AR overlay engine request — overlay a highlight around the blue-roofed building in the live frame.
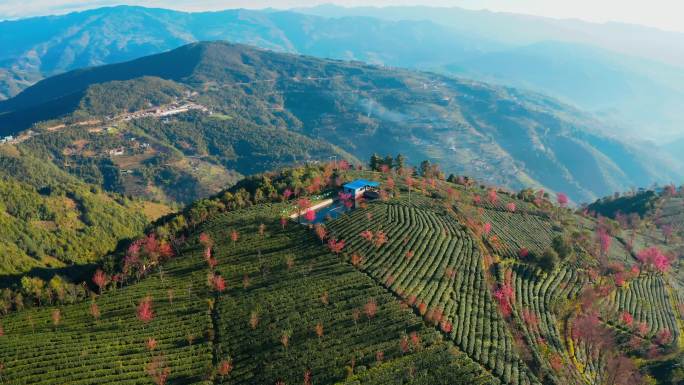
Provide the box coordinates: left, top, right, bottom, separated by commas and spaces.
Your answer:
343, 179, 381, 199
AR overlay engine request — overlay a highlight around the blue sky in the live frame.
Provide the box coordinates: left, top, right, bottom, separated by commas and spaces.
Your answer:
1, 0, 683, 33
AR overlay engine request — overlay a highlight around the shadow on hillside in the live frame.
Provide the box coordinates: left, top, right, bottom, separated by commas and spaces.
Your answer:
0, 237, 137, 289
170, 375, 205, 384
0, 263, 97, 289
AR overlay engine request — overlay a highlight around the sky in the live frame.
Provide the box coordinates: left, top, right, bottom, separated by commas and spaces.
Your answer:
1, 0, 683, 33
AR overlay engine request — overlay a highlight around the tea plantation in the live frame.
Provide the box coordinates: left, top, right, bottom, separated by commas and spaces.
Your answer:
0, 168, 682, 385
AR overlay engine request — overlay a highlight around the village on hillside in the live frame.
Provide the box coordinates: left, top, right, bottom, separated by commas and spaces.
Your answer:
0, 100, 211, 147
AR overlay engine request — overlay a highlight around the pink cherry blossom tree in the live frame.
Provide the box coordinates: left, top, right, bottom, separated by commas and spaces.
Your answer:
327, 238, 345, 255
137, 296, 155, 324
305, 209, 316, 223
483, 222, 492, 236
637, 246, 671, 273
556, 192, 569, 208
92, 269, 109, 295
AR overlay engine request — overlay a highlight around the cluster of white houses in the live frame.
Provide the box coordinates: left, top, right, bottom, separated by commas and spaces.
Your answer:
121, 103, 210, 122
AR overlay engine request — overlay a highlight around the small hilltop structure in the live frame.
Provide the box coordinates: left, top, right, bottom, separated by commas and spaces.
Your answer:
342, 179, 381, 200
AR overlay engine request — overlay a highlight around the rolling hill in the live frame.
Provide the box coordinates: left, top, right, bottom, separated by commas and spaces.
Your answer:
1, 164, 681, 384
2, 5, 684, 140
0, 41, 679, 204
298, 4, 684, 68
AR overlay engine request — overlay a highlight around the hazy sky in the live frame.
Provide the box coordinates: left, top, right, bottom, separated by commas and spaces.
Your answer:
2, 0, 683, 33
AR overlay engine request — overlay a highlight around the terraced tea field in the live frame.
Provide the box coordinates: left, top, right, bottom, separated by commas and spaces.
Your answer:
608, 274, 679, 339
502, 264, 585, 383
329, 199, 538, 385
0, 242, 214, 384
0, 202, 497, 385
479, 209, 556, 258
1, 169, 681, 385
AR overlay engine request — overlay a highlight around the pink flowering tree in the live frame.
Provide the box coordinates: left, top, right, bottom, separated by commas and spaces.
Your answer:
327, 238, 345, 255
386, 177, 395, 193
374, 231, 388, 248
297, 198, 311, 224
556, 192, 569, 208
90, 302, 101, 321
314, 224, 327, 244
493, 282, 515, 318
637, 246, 671, 273
211, 274, 226, 293
656, 329, 673, 346
488, 189, 498, 205
305, 209, 316, 223
360, 230, 374, 242
483, 222, 492, 237
137, 296, 155, 325
92, 269, 109, 295
596, 227, 612, 260
339, 191, 354, 209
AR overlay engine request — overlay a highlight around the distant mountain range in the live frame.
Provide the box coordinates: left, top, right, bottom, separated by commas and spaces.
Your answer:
0, 6, 501, 99
298, 5, 684, 64
1, 41, 680, 204
665, 137, 684, 164
1, 5, 684, 142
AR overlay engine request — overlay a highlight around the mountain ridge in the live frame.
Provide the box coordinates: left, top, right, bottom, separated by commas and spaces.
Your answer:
297, 4, 684, 67
1, 6, 684, 140
1, 41, 679, 204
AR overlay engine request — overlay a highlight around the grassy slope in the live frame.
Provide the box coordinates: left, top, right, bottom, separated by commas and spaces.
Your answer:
0, 233, 214, 384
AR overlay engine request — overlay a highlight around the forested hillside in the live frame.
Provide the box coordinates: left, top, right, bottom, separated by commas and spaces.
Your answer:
1, 42, 678, 203
587, 186, 684, 257
0, 144, 164, 275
